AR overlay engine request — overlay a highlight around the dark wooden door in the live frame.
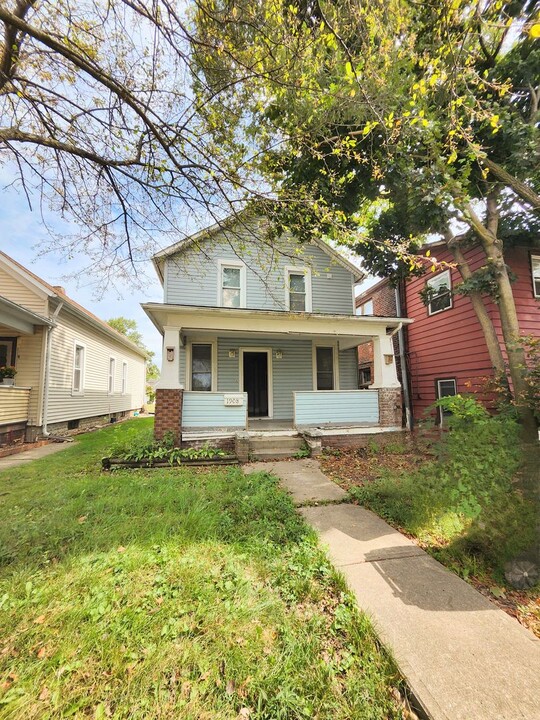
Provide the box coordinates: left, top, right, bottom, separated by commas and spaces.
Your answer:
243, 352, 269, 417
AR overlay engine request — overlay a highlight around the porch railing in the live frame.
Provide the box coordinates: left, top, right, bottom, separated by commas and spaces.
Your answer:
182, 391, 248, 429
0, 386, 31, 425
293, 390, 379, 427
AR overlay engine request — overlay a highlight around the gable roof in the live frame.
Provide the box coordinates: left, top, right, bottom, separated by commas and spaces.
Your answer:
0, 252, 147, 357
151, 215, 366, 284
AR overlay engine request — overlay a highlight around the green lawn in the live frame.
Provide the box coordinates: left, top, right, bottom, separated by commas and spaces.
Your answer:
0, 419, 405, 719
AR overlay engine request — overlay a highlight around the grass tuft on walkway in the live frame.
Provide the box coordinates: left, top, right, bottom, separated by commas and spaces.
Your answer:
0, 419, 405, 719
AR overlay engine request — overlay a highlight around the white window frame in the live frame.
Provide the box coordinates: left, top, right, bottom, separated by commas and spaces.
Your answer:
217, 259, 246, 309
239, 346, 274, 418
427, 269, 452, 316
186, 338, 217, 392
436, 378, 457, 425
531, 255, 540, 298
108, 357, 116, 395
285, 266, 312, 312
356, 298, 374, 316
0, 339, 15, 367
312, 342, 339, 391
72, 342, 86, 395
121, 362, 128, 395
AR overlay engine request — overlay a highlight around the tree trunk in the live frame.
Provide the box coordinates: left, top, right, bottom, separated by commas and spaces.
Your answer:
465, 199, 538, 438
448, 241, 506, 375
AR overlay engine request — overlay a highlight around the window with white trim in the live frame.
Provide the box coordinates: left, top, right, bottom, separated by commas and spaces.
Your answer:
286, 268, 312, 312
219, 262, 245, 308
436, 378, 457, 425
356, 299, 374, 316
108, 357, 115, 394
316, 347, 334, 390
121, 362, 128, 395
532, 255, 540, 298
0, 338, 15, 367
191, 343, 212, 391
426, 270, 452, 315
73, 344, 85, 393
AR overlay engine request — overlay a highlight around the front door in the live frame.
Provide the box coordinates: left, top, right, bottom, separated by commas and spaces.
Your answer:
243, 351, 269, 417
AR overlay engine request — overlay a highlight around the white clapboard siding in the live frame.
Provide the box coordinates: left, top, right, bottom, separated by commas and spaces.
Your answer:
0, 386, 30, 424
46, 308, 146, 424
0, 266, 48, 315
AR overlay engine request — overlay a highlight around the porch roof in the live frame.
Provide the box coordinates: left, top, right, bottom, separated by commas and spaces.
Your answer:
0, 296, 54, 335
142, 302, 412, 349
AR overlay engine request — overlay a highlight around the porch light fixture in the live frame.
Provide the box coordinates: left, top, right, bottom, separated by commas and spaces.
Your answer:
166, 346, 175, 362
229, 349, 237, 358
384, 354, 394, 365
275, 350, 283, 359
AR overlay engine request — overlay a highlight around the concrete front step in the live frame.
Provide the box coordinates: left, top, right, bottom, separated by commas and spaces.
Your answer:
249, 436, 304, 449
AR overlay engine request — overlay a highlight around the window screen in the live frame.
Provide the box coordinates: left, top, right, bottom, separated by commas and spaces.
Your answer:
316, 347, 334, 390
289, 273, 306, 311
191, 344, 212, 391
222, 266, 241, 307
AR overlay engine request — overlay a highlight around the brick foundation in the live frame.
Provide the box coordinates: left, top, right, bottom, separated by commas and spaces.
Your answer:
322, 430, 410, 450
378, 387, 403, 427
182, 436, 235, 454
155, 388, 183, 445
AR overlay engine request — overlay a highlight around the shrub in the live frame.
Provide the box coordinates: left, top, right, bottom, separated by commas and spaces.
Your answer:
107, 429, 225, 465
352, 396, 536, 570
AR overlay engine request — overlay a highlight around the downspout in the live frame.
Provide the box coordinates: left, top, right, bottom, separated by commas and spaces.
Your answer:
41, 301, 63, 438
394, 286, 413, 430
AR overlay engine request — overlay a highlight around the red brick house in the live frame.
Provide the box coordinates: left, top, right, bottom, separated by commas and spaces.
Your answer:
356, 244, 540, 426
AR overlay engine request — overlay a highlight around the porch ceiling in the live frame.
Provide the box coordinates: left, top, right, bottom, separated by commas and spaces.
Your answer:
142, 302, 412, 346
0, 296, 53, 335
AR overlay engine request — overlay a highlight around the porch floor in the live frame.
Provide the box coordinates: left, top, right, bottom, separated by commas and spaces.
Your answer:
182, 423, 403, 442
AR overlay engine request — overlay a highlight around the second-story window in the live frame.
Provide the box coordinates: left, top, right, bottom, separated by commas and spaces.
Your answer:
286, 267, 312, 312
219, 261, 246, 308
426, 270, 452, 315
531, 255, 540, 298
356, 299, 374, 316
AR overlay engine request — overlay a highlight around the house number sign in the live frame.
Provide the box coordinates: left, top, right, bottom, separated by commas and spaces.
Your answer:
223, 394, 244, 406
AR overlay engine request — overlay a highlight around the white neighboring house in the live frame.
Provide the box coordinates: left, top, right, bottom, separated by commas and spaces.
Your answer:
0, 251, 147, 445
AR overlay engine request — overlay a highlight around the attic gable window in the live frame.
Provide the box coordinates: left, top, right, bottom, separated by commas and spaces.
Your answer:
285, 267, 312, 312
218, 261, 246, 308
426, 270, 452, 315
532, 255, 540, 298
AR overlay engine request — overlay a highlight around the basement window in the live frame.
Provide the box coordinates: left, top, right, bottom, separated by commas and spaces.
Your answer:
436, 378, 457, 425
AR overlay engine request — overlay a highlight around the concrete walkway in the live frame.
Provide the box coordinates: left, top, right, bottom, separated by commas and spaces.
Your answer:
0, 442, 72, 471
245, 459, 540, 720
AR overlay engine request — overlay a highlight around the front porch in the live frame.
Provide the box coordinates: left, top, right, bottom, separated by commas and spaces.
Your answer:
143, 303, 412, 451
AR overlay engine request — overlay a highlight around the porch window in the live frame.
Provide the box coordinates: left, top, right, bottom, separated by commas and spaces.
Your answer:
219, 261, 246, 308
73, 344, 85, 393
532, 255, 540, 298
316, 346, 334, 390
426, 270, 452, 315
358, 365, 372, 388
191, 343, 212, 391
121, 362, 127, 395
108, 358, 115, 394
436, 378, 457, 425
0, 338, 16, 367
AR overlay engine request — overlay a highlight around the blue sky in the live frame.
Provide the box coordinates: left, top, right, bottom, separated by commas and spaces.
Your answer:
1, 179, 165, 363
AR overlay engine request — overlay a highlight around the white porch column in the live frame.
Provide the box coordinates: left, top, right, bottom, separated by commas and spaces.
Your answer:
156, 326, 183, 390
370, 333, 401, 388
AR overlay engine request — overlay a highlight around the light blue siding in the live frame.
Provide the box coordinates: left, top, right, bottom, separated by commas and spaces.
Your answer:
182, 392, 247, 428
338, 348, 359, 390
217, 337, 313, 420
294, 391, 379, 426
165, 231, 355, 315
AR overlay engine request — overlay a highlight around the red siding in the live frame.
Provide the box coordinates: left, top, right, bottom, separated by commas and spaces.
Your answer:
404, 245, 540, 421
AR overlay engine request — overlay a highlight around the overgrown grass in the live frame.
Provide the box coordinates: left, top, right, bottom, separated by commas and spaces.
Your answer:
349, 398, 538, 579
0, 419, 404, 719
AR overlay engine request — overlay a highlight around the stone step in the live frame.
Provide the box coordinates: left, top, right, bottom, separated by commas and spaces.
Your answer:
251, 450, 306, 461
249, 436, 304, 450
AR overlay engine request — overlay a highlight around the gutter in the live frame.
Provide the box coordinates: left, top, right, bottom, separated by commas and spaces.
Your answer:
41, 301, 64, 438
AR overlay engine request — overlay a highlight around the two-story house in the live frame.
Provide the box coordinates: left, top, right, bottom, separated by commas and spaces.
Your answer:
143, 217, 411, 456
355, 242, 540, 426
